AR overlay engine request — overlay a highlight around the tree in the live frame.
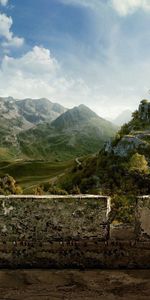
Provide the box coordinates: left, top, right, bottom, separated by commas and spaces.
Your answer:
140, 99, 149, 105
129, 153, 149, 174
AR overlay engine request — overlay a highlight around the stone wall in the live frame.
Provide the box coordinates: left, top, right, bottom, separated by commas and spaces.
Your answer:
0, 195, 110, 242
136, 196, 150, 240
0, 195, 149, 268
110, 196, 150, 241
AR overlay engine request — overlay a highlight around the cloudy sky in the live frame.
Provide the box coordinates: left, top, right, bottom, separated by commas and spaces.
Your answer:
0, 0, 150, 118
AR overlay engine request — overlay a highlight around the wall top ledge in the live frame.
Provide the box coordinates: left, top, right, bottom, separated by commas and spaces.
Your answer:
138, 195, 150, 199
0, 194, 109, 199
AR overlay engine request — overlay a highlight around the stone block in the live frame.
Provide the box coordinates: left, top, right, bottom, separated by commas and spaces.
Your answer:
110, 223, 136, 240
136, 196, 150, 240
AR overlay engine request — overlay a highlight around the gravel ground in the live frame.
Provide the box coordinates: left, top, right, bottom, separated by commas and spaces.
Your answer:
0, 269, 149, 300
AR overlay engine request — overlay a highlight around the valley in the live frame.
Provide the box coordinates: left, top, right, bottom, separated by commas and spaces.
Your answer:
0, 97, 150, 202
0, 159, 73, 194
0, 96, 118, 194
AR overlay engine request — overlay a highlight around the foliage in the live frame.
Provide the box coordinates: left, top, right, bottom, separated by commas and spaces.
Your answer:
47, 186, 68, 195
17, 117, 116, 161
70, 185, 81, 194
0, 174, 22, 195
58, 146, 150, 197
140, 99, 149, 105
115, 101, 150, 143
34, 182, 68, 195
129, 153, 149, 174
111, 194, 136, 223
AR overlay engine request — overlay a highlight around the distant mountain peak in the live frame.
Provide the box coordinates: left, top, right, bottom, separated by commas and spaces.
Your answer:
78, 104, 98, 115
15, 97, 67, 124
0, 96, 67, 156
50, 103, 117, 155
51, 104, 100, 130
113, 109, 132, 126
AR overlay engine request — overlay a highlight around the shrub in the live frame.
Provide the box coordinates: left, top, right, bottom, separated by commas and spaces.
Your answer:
129, 153, 149, 174
0, 174, 22, 195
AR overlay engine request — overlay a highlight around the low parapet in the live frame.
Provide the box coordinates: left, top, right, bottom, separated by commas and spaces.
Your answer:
0, 195, 110, 242
0, 194, 149, 268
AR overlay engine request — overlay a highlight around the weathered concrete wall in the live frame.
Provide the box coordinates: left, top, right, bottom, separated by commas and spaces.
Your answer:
0, 195, 149, 268
110, 196, 150, 242
136, 196, 150, 240
0, 195, 110, 242
110, 224, 136, 240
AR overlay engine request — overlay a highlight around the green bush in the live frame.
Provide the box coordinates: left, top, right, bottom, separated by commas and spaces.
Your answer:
0, 174, 22, 195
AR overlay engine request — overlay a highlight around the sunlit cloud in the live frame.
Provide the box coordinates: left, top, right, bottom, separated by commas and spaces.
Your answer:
112, 0, 150, 16
0, 13, 24, 48
0, 0, 9, 6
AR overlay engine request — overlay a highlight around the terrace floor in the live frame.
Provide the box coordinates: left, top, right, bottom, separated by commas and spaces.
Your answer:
0, 269, 149, 299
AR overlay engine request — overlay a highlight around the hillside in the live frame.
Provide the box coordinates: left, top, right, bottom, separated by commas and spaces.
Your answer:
0, 160, 73, 194
16, 98, 66, 124
57, 100, 150, 197
0, 97, 66, 160
52, 104, 102, 129
17, 104, 117, 161
106, 99, 150, 157
0, 96, 66, 130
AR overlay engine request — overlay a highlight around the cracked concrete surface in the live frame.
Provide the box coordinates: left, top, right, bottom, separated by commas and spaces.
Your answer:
0, 269, 149, 300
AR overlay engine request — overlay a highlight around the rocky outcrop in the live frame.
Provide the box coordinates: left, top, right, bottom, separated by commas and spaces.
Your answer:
105, 100, 150, 157
139, 100, 150, 121
112, 135, 149, 157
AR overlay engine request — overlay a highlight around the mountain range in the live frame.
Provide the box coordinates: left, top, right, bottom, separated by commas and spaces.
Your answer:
0, 97, 117, 161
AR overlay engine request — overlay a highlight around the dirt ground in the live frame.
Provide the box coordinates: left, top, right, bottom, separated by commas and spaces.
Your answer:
0, 269, 149, 300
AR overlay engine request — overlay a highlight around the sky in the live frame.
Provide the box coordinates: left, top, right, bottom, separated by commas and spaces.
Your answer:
0, 0, 150, 118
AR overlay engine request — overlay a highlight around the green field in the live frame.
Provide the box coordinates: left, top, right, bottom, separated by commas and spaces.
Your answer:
0, 159, 73, 194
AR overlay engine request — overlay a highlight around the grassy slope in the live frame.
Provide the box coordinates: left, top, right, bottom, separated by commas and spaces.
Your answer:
17, 117, 117, 161
0, 159, 73, 194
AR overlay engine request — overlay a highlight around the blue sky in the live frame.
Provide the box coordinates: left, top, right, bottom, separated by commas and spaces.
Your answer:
0, 0, 150, 118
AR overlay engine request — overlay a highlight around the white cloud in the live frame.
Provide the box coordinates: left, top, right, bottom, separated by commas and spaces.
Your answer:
0, 0, 8, 6
0, 45, 148, 119
0, 1, 149, 119
59, 0, 101, 10
60, 0, 150, 16
0, 46, 92, 110
112, 0, 150, 16
0, 13, 24, 48
2, 46, 59, 76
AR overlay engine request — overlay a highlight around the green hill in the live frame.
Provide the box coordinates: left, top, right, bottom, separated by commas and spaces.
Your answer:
17, 104, 117, 161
